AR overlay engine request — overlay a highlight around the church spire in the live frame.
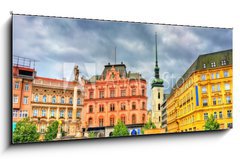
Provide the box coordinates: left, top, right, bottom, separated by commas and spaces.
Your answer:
154, 32, 160, 79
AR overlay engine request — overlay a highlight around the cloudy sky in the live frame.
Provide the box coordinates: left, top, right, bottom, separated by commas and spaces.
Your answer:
13, 15, 232, 109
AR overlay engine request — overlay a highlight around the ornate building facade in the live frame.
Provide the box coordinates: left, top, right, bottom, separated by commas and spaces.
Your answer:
83, 62, 148, 136
167, 49, 233, 133
12, 56, 84, 137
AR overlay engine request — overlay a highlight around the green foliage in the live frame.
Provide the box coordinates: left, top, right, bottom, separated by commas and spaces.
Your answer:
88, 131, 97, 138
112, 120, 129, 137
44, 121, 59, 141
205, 114, 220, 131
141, 119, 156, 134
13, 118, 40, 144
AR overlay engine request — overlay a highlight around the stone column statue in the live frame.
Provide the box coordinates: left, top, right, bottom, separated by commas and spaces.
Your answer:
74, 65, 79, 82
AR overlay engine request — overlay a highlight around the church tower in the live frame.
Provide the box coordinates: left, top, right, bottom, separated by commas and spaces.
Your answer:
151, 33, 164, 128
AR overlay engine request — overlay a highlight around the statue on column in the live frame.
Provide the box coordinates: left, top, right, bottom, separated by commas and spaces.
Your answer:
74, 65, 79, 82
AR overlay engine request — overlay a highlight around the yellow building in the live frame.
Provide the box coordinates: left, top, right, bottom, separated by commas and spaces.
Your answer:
167, 49, 232, 133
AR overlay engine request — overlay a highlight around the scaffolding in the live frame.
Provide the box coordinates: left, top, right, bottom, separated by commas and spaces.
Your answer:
13, 56, 37, 69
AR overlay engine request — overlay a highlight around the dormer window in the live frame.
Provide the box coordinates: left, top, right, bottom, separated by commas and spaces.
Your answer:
203, 64, 206, 69
221, 60, 227, 66
211, 62, 216, 68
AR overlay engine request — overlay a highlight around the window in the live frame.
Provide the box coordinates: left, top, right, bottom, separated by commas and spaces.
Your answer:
60, 97, 64, 104
214, 112, 217, 119
77, 111, 80, 118
132, 89, 136, 96
60, 110, 64, 118
21, 110, 28, 118
203, 63, 206, 68
211, 73, 214, 79
132, 102, 136, 110
89, 105, 93, 113
33, 109, 38, 117
43, 95, 47, 103
159, 116, 161, 122
89, 92, 94, 99
40, 125, 45, 133
51, 109, 55, 117
24, 83, 29, 91
42, 109, 46, 117
132, 114, 136, 124
225, 83, 230, 90
69, 97, 73, 104
121, 90, 126, 97
99, 91, 104, 98
227, 110, 232, 118
221, 60, 226, 66
77, 98, 81, 105
212, 85, 215, 92
110, 117, 115, 126
142, 89, 145, 96
110, 90, 115, 98
99, 118, 104, 127
216, 72, 220, 79
226, 96, 231, 104
99, 105, 104, 112
224, 71, 229, 77
201, 74, 206, 81
203, 99, 208, 106
13, 95, 18, 103
121, 115, 126, 124
218, 97, 222, 104
217, 84, 221, 91
204, 113, 208, 120
227, 123, 233, 129
202, 86, 207, 93
52, 96, 56, 103
34, 95, 38, 102
142, 114, 146, 123
158, 92, 160, 99
121, 103, 126, 110
13, 110, 18, 118
213, 98, 216, 105
211, 62, 216, 67
158, 104, 161, 110
219, 111, 223, 119
15, 82, 20, 89
110, 104, 115, 111
88, 118, 93, 126
68, 110, 72, 118
142, 102, 145, 110
23, 96, 28, 104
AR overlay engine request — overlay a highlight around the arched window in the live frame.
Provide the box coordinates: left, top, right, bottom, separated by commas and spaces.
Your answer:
121, 114, 126, 124
61, 97, 65, 104
142, 102, 145, 109
99, 117, 104, 127
142, 89, 145, 96
121, 103, 126, 110
88, 117, 93, 126
69, 97, 73, 104
52, 96, 56, 103
132, 102, 136, 110
60, 110, 65, 118
89, 105, 93, 113
110, 116, 115, 126
99, 105, 104, 112
110, 104, 115, 111
142, 114, 146, 123
34, 95, 39, 102
132, 114, 136, 124
42, 95, 47, 103
158, 92, 160, 99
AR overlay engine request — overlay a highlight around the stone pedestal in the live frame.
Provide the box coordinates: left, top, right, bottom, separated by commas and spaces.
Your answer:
68, 122, 77, 136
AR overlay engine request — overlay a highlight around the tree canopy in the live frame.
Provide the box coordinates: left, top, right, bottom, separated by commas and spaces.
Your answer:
141, 119, 156, 134
13, 118, 40, 144
112, 120, 129, 137
44, 121, 59, 141
204, 114, 220, 130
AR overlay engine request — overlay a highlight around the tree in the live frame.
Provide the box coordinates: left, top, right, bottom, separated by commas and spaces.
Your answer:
44, 121, 59, 141
13, 118, 40, 143
88, 131, 97, 138
112, 120, 129, 137
204, 114, 220, 130
141, 119, 156, 134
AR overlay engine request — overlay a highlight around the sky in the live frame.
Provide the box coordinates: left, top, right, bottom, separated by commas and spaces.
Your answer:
13, 15, 232, 109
